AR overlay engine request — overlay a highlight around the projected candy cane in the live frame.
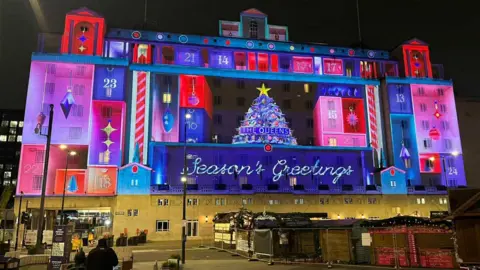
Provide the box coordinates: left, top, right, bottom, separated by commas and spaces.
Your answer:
135, 71, 147, 163
366, 86, 378, 150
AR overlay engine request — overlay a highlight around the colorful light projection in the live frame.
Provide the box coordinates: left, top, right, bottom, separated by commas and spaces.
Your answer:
379, 166, 408, 194
151, 74, 180, 142
151, 144, 372, 188
86, 166, 117, 195
23, 62, 94, 145
314, 85, 367, 147
117, 163, 152, 195
411, 85, 462, 154
179, 108, 211, 143
47, 145, 88, 195
388, 84, 413, 114
54, 169, 86, 195
129, 71, 151, 164
88, 101, 126, 166
366, 85, 384, 152
232, 83, 297, 145
17, 145, 45, 195
323, 58, 343, 75
93, 66, 126, 100
179, 75, 213, 117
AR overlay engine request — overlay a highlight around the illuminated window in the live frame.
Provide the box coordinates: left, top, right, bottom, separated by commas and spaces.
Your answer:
304, 84, 310, 93
18, 121, 23, 128
392, 207, 401, 214
328, 138, 337, 146
187, 198, 199, 206
242, 198, 253, 205
439, 198, 448, 205
3, 171, 11, 179
0, 121, 8, 127
344, 198, 353, 204
162, 93, 171, 104
156, 220, 170, 232
215, 198, 226, 206
268, 199, 280, 205
368, 198, 377, 204
294, 198, 304, 205
417, 198, 426, 204
158, 199, 169, 206
8, 136, 15, 142
16, 136, 22, 143
289, 177, 297, 187
420, 103, 427, 112
9, 121, 17, 128
390, 180, 396, 187
0, 135, 6, 142
6, 164, 12, 170
130, 179, 138, 186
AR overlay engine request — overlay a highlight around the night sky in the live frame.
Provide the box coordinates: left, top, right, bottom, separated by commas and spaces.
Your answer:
0, 0, 477, 110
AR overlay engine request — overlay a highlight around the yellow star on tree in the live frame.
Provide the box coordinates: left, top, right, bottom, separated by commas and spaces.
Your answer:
257, 83, 271, 97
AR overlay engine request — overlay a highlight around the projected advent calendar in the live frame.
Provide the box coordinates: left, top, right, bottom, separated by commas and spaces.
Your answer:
323, 58, 343, 75
210, 50, 233, 69
176, 47, 201, 67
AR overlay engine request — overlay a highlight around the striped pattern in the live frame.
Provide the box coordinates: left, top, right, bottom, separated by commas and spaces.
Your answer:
367, 86, 378, 150
135, 71, 147, 163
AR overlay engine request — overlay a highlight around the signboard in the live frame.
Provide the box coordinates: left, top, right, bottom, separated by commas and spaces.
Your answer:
239, 127, 290, 136
323, 58, 343, 75
48, 225, 73, 270
176, 47, 201, 67
86, 166, 118, 195
93, 66, 126, 101
210, 50, 233, 69
430, 211, 448, 219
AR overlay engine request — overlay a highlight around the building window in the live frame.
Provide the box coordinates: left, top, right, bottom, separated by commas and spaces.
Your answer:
423, 138, 432, 149
328, 137, 337, 146
1, 121, 8, 127
417, 198, 426, 205
368, 198, 377, 204
187, 198, 199, 206
214, 114, 223, 125
239, 176, 248, 185
441, 121, 450, 131
283, 83, 290, 92
242, 198, 253, 205
294, 198, 304, 205
249, 20, 258, 38
7, 136, 15, 142
187, 220, 199, 237
417, 87, 425, 96
283, 99, 292, 109
3, 171, 11, 179
16, 136, 22, 142
236, 97, 245, 107
319, 198, 329, 205
215, 198, 226, 206
439, 198, 448, 205
344, 198, 353, 204
289, 176, 297, 187
5, 164, 13, 171
156, 220, 170, 232
390, 180, 397, 187
421, 120, 430, 131
214, 96, 222, 105
9, 121, 17, 128
18, 121, 23, 128
305, 100, 313, 109
444, 139, 452, 150
439, 104, 447, 113
236, 80, 245, 89
437, 88, 444, 96
9, 128, 16, 135
268, 199, 280, 205
158, 199, 169, 206
306, 118, 314, 129
420, 103, 427, 112
0, 135, 6, 142
130, 179, 138, 186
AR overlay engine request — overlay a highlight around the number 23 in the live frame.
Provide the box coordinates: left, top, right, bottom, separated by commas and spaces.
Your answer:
103, 78, 117, 89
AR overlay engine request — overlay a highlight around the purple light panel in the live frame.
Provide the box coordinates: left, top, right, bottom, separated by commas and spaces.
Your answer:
23, 61, 94, 145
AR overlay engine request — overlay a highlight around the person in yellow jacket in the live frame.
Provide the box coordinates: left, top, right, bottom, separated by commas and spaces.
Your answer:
72, 233, 83, 251
88, 232, 94, 247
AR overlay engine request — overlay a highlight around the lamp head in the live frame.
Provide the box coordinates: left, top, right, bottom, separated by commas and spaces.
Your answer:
59, 144, 68, 150
181, 176, 187, 183
69, 151, 77, 156
185, 113, 192, 120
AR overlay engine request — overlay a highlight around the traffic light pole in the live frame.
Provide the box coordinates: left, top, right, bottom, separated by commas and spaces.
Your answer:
15, 191, 23, 251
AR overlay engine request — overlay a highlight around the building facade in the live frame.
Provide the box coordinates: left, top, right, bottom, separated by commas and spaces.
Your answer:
16, 8, 464, 241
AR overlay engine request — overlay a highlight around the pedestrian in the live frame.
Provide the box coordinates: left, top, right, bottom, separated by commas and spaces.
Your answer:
67, 248, 86, 270
86, 238, 118, 270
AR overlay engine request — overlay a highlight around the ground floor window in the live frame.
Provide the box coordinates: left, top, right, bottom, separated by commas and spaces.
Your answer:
187, 220, 199, 237
156, 220, 170, 232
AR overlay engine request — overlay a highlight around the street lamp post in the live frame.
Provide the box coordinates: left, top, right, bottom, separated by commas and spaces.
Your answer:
14, 191, 23, 251
59, 145, 76, 225
181, 113, 191, 265
34, 104, 54, 252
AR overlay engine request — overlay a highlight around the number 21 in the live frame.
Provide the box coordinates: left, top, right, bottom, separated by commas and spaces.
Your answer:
185, 52, 195, 63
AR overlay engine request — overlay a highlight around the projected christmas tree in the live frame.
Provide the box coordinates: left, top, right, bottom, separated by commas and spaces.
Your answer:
232, 84, 297, 145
